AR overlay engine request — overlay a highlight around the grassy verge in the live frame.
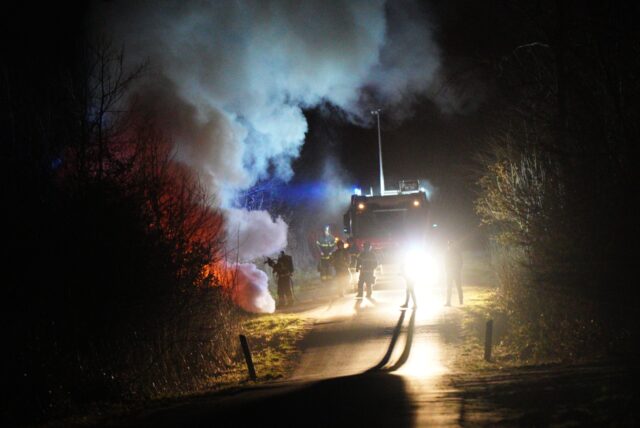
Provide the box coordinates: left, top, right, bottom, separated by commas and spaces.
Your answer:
453, 286, 569, 372
453, 287, 508, 372
454, 250, 621, 372
216, 312, 312, 383
452, 250, 560, 372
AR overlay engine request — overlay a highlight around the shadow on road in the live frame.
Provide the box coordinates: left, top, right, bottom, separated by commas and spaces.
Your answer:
126, 372, 415, 427
125, 309, 420, 427
368, 308, 416, 372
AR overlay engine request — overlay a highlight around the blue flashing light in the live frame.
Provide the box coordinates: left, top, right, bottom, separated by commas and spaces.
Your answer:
50, 157, 63, 170
353, 187, 362, 196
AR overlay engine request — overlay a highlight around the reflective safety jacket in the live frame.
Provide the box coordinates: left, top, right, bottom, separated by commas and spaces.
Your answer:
316, 235, 336, 259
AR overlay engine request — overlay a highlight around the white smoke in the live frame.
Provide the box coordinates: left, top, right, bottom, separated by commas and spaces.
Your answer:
232, 263, 276, 313
320, 158, 354, 220
224, 208, 288, 262
93, 0, 440, 313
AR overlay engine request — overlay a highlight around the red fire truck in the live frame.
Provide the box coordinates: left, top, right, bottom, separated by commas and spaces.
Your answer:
343, 179, 430, 263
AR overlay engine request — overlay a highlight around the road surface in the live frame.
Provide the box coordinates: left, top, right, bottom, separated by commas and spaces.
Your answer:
123, 276, 470, 427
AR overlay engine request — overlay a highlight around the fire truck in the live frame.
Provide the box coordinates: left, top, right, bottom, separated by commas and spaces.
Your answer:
343, 179, 430, 262
343, 110, 439, 287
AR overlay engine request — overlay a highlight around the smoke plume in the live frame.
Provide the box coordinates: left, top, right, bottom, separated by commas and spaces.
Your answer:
232, 263, 276, 314
93, 0, 440, 312
224, 208, 288, 262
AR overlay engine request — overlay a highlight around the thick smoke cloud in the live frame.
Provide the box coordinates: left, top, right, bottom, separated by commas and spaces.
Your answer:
93, 0, 440, 312
224, 208, 288, 262
232, 263, 276, 313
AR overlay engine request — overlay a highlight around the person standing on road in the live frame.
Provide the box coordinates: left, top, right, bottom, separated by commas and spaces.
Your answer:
445, 240, 463, 306
316, 226, 336, 281
401, 267, 418, 309
331, 239, 350, 297
356, 242, 378, 298
267, 250, 295, 308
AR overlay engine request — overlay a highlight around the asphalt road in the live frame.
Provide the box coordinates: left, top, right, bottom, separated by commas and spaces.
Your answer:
123, 276, 470, 427
289, 280, 465, 426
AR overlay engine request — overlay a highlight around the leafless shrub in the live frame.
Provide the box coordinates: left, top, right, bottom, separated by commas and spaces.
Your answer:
1, 40, 243, 424
475, 2, 640, 360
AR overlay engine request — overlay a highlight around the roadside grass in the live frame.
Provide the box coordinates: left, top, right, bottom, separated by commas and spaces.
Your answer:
451, 250, 561, 372
453, 286, 572, 372
453, 287, 511, 372
452, 250, 529, 372
203, 312, 312, 388
237, 312, 311, 380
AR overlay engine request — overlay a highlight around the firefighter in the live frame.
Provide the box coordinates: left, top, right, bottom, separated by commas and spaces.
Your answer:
331, 239, 350, 296
356, 242, 378, 298
266, 250, 295, 308
445, 240, 463, 306
316, 225, 336, 281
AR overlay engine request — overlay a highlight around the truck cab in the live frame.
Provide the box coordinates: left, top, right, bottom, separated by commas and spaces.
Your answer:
343, 179, 430, 264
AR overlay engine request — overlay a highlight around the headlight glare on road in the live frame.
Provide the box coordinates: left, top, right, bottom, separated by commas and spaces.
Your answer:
404, 246, 442, 286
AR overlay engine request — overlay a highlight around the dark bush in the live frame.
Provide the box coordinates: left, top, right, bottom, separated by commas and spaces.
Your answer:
474, 2, 640, 362
0, 35, 240, 424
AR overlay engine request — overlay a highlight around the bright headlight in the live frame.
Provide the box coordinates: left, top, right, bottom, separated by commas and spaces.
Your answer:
403, 247, 442, 286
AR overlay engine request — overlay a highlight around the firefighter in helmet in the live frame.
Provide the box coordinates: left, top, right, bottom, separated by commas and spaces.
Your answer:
316, 225, 336, 281
331, 239, 350, 296
356, 242, 378, 298
266, 250, 295, 308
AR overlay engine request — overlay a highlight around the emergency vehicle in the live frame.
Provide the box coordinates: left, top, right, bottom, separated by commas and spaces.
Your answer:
343, 110, 439, 287
343, 179, 430, 263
